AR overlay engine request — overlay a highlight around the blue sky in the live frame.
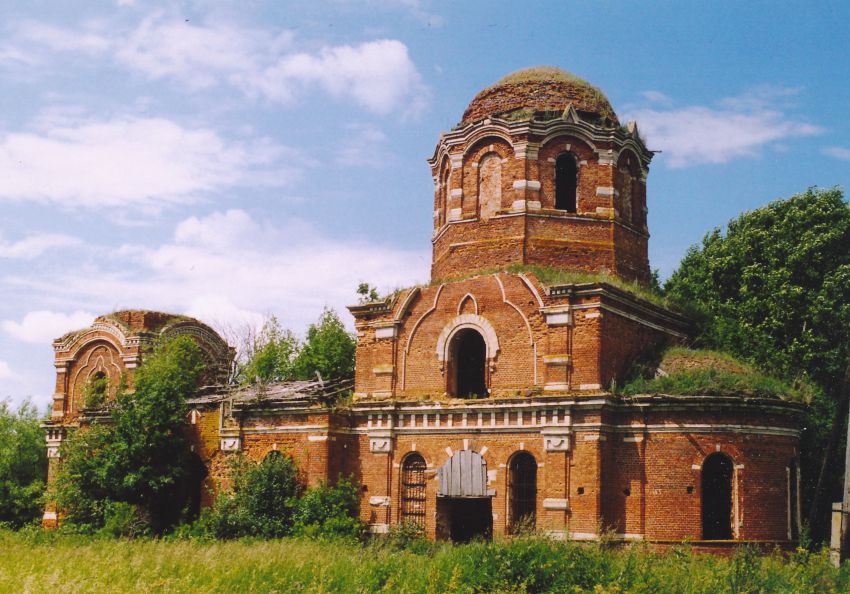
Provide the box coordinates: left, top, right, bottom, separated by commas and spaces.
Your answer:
1, 0, 848, 406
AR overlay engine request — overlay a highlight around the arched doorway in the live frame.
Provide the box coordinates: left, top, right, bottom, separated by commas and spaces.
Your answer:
436, 450, 493, 542
185, 452, 209, 522
701, 453, 734, 540
400, 453, 427, 527
450, 328, 487, 398
508, 452, 537, 533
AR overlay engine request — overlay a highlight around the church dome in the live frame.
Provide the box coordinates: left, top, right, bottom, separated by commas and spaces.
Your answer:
460, 66, 619, 127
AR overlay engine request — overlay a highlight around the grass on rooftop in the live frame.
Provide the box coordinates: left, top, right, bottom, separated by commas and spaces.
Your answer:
432, 265, 670, 309
619, 347, 812, 403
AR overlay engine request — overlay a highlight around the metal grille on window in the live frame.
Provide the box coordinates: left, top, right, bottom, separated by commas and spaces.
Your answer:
509, 452, 537, 533
401, 453, 427, 526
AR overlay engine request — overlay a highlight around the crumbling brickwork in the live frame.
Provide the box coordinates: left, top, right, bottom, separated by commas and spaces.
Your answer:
43, 67, 804, 550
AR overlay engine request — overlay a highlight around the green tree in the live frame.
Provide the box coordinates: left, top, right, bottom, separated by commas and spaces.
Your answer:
664, 187, 850, 537
199, 452, 301, 539
0, 400, 47, 528
54, 336, 206, 533
237, 316, 301, 383
292, 308, 356, 382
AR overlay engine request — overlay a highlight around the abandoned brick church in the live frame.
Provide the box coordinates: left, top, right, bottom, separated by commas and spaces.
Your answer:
43, 67, 805, 546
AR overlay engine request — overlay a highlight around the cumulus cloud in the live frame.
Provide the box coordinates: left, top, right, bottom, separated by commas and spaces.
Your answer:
6, 15, 426, 115
2, 310, 95, 344
264, 39, 426, 115
0, 232, 81, 259
3, 209, 429, 334
0, 114, 296, 208
626, 87, 822, 168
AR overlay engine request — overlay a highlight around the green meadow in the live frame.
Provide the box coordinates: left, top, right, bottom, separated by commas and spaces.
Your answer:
2, 530, 848, 594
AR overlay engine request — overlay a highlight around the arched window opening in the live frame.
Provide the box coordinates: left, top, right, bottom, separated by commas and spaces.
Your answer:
401, 453, 427, 527
702, 453, 734, 540
508, 452, 537, 533
450, 328, 487, 398
789, 461, 800, 540
478, 153, 502, 221
555, 153, 577, 212
83, 371, 110, 409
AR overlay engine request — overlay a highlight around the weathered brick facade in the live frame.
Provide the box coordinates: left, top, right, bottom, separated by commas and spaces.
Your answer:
43, 67, 804, 548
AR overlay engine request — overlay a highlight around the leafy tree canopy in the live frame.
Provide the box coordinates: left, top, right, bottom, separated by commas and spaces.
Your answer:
55, 335, 205, 533
0, 400, 47, 528
664, 187, 850, 394
291, 309, 356, 382
239, 309, 355, 385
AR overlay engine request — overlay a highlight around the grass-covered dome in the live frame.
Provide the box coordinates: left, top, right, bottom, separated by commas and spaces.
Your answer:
460, 66, 618, 126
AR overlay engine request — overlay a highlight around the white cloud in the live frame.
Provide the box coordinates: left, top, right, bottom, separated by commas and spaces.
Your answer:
2, 310, 95, 344
116, 15, 286, 91
0, 114, 296, 208
0, 360, 18, 380
639, 90, 673, 106
5, 210, 429, 334
8, 15, 427, 115
335, 124, 391, 167
17, 21, 111, 54
626, 88, 822, 168
265, 39, 427, 115
823, 146, 850, 161
0, 232, 81, 259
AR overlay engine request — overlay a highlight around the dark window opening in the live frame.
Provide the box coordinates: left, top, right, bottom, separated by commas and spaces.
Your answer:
555, 153, 578, 212
701, 453, 734, 540
451, 328, 487, 398
401, 453, 427, 527
508, 452, 537, 533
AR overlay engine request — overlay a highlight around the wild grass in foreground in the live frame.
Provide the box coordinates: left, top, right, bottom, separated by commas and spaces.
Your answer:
1, 529, 849, 594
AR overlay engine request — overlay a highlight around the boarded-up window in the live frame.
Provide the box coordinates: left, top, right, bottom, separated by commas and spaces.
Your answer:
437, 450, 488, 498
478, 153, 501, 221
401, 453, 427, 526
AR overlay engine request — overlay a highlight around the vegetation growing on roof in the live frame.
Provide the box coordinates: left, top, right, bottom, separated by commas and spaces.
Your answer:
432, 264, 669, 309
618, 347, 813, 402
491, 66, 604, 97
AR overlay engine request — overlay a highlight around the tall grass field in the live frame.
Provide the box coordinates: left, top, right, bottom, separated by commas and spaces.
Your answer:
2, 530, 848, 593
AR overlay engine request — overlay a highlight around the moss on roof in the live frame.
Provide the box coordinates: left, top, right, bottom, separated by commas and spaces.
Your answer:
619, 348, 812, 402
432, 264, 670, 310
96, 310, 198, 334
461, 66, 617, 126
492, 66, 596, 88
